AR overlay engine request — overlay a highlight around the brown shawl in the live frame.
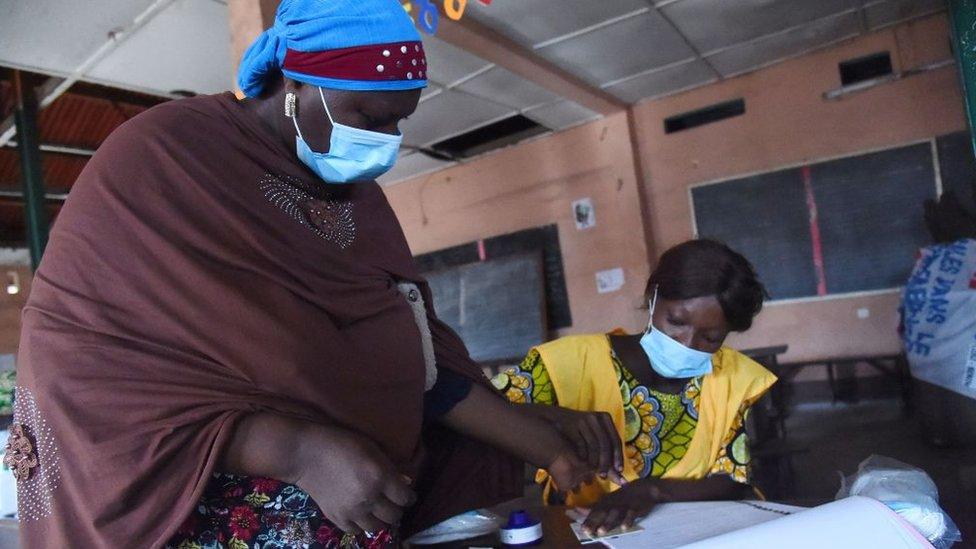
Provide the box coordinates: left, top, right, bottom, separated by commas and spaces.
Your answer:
15, 93, 520, 547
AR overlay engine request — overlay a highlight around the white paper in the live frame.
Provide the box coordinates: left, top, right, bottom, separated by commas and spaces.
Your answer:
599, 500, 801, 549
604, 497, 931, 549
596, 268, 625, 294
573, 198, 596, 230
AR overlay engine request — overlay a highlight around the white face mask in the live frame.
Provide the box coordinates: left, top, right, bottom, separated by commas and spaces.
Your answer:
638, 288, 714, 379
288, 88, 403, 184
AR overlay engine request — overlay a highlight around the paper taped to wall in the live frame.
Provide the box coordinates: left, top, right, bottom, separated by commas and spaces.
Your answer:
596, 268, 625, 294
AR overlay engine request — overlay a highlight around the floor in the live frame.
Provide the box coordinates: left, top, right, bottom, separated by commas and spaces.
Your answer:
778, 397, 976, 548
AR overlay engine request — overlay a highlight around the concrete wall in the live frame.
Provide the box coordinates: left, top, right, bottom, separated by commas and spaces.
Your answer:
629, 13, 964, 362
385, 13, 966, 364
384, 111, 652, 336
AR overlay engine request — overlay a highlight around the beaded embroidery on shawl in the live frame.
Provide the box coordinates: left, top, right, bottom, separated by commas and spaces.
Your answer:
259, 173, 356, 249
8, 387, 61, 522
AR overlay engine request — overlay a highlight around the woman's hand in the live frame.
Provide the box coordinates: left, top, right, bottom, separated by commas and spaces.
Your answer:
438, 384, 607, 493
577, 476, 750, 536
541, 407, 626, 485
580, 479, 663, 536
218, 413, 415, 536
293, 424, 416, 535
545, 442, 600, 493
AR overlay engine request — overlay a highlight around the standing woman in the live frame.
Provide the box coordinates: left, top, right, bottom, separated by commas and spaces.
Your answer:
8, 1, 599, 547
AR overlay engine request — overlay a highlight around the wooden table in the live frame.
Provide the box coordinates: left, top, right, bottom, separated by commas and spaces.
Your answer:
772, 353, 911, 409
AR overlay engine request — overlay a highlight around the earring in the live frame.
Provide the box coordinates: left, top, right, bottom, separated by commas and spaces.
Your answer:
284, 92, 297, 118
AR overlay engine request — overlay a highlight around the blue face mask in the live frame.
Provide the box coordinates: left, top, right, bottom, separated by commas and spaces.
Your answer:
639, 289, 714, 379
290, 87, 402, 184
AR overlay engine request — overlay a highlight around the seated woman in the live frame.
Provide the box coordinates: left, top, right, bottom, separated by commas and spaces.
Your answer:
493, 239, 777, 536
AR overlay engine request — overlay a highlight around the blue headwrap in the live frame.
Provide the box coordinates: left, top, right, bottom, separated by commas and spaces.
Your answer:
237, 0, 427, 97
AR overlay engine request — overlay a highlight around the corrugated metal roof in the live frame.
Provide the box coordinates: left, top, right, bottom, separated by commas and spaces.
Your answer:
39, 94, 129, 148
0, 75, 167, 245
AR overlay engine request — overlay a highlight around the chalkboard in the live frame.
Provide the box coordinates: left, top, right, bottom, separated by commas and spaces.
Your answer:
424, 268, 461, 332
813, 143, 935, 294
692, 168, 817, 300
414, 241, 479, 272
692, 141, 939, 301
415, 224, 572, 329
936, 131, 976, 218
424, 253, 547, 364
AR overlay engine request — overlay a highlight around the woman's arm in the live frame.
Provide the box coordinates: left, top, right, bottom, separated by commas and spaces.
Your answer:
218, 412, 308, 484
491, 352, 625, 482
438, 383, 598, 492
522, 404, 625, 483
218, 413, 415, 535
653, 475, 752, 502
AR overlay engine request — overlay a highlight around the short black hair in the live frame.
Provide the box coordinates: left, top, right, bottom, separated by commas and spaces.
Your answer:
924, 191, 976, 244
645, 239, 766, 332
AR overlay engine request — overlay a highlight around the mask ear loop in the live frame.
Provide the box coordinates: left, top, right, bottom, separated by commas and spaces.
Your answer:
318, 87, 337, 125
645, 286, 658, 333
318, 86, 404, 140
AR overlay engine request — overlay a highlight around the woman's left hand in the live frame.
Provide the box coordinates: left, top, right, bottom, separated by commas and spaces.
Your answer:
580, 479, 664, 536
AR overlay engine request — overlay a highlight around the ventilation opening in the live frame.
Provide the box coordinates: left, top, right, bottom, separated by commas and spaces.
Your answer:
839, 52, 893, 86
664, 99, 745, 134
429, 115, 548, 160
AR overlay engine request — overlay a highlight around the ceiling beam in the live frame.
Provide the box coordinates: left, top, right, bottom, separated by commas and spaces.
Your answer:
3, 142, 96, 157
0, 187, 69, 202
227, 0, 280, 95
221, 2, 626, 113
435, 16, 627, 115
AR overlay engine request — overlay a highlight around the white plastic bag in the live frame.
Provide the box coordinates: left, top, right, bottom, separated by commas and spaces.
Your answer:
404, 509, 502, 546
837, 455, 961, 548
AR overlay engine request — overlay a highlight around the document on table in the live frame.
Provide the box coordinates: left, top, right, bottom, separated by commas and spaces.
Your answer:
599, 497, 931, 549
580, 500, 800, 548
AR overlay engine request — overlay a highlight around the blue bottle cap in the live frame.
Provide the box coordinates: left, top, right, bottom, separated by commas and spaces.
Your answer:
500, 510, 543, 546
506, 510, 537, 528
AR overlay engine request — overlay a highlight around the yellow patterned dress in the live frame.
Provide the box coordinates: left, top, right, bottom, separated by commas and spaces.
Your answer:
492, 346, 752, 485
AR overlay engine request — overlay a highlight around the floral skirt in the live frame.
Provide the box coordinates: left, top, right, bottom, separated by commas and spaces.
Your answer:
166, 474, 396, 549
